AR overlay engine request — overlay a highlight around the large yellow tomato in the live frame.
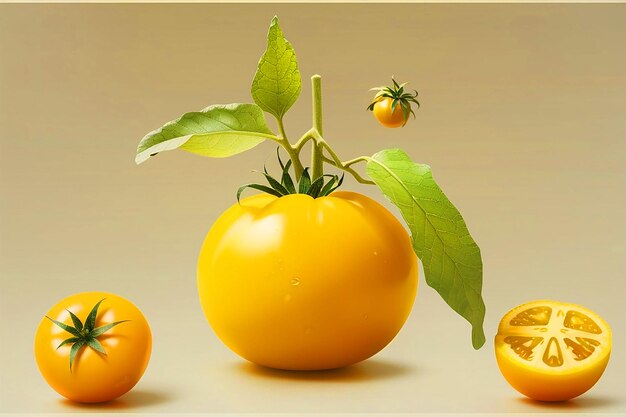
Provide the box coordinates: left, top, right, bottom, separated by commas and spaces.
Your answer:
34, 292, 152, 403
198, 191, 418, 370
495, 300, 612, 402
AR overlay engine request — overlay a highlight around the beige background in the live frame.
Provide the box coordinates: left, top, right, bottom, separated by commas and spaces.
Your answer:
1, 4, 625, 415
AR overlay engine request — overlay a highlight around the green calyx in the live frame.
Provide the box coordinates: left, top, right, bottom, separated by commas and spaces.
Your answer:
237, 148, 344, 202
367, 78, 420, 126
46, 299, 129, 372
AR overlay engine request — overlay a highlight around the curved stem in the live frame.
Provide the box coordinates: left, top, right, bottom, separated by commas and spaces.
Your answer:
311, 75, 324, 181
320, 149, 374, 185
294, 129, 316, 152
277, 118, 288, 141
274, 117, 304, 181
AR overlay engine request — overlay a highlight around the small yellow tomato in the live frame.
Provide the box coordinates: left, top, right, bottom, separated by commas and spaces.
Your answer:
367, 78, 420, 128
495, 300, 611, 402
372, 97, 407, 128
197, 192, 418, 370
34, 292, 152, 403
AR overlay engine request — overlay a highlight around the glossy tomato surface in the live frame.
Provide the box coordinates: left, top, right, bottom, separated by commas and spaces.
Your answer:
198, 191, 418, 370
34, 292, 152, 403
373, 97, 406, 128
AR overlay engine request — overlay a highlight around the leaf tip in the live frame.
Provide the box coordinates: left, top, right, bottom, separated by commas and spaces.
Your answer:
472, 327, 486, 350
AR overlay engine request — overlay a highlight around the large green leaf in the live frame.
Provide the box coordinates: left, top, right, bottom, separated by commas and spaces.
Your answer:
366, 149, 486, 349
251, 16, 301, 121
135, 103, 275, 164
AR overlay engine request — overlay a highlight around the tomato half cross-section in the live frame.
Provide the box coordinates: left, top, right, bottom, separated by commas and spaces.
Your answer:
495, 300, 612, 402
34, 292, 152, 403
197, 191, 418, 370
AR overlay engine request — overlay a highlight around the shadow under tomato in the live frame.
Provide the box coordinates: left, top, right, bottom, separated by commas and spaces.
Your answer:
59, 389, 175, 410
237, 358, 414, 383
517, 395, 623, 410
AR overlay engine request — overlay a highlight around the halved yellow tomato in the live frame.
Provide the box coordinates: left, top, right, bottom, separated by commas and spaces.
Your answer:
495, 300, 611, 402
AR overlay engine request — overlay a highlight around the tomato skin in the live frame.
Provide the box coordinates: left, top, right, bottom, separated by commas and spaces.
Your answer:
198, 191, 418, 370
495, 348, 610, 401
373, 97, 406, 128
34, 292, 152, 403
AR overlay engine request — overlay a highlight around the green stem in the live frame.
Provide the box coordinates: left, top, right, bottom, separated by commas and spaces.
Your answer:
275, 117, 304, 181
277, 118, 288, 141
311, 75, 324, 181
320, 152, 374, 185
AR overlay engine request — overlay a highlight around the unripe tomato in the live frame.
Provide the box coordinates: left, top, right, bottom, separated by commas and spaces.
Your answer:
197, 191, 418, 370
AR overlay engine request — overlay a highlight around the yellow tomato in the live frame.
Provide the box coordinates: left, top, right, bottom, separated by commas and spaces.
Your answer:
198, 192, 418, 370
495, 300, 611, 402
372, 97, 407, 128
34, 292, 152, 403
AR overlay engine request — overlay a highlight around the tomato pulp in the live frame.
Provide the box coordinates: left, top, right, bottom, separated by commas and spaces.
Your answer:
198, 192, 418, 370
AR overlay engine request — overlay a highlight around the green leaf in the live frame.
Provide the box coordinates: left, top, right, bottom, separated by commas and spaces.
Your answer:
90, 320, 130, 338
366, 149, 486, 349
46, 316, 81, 337
251, 16, 301, 120
69, 340, 85, 372
136, 103, 275, 164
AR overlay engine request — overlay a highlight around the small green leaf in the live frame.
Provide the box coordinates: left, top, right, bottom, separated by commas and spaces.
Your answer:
84, 299, 105, 332
136, 104, 275, 164
66, 310, 83, 331
57, 337, 80, 350
69, 340, 85, 372
87, 338, 106, 355
251, 16, 301, 120
366, 149, 486, 349
90, 320, 130, 338
46, 316, 81, 337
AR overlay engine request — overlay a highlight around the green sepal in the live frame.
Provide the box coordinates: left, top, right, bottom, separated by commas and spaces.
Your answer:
66, 310, 83, 331
57, 337, 80, 350
44, 299, 130, 371
308, 175, 325, 198
91, 320, 131, 338
260, 167, 290, 195
46, 317, 81, 337
87, 338, 106, 355
298, 168, 311, 194
237, 183, 283, 203
69, 340, 85, 372
320, 173, 344, 196
84, 299, 105, 332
